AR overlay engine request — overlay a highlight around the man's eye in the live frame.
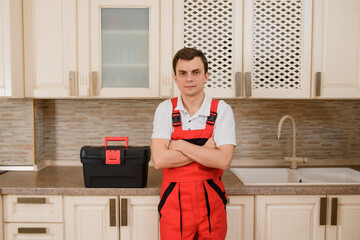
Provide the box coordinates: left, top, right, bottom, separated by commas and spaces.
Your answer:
194, 71, 199, 75
179, 72, 185, 76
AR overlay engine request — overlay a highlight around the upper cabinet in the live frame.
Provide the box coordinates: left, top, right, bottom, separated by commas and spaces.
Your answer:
243, 0, 312, 99
23, 0, 77, 98
0, 0, 24, 98
312, 0, 360, 98
175, 0, 312, 99
24, 0, 170, 98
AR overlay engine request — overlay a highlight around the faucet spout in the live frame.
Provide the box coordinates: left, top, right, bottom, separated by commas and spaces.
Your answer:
277, 115, 296, 157
276, 115, 308, 169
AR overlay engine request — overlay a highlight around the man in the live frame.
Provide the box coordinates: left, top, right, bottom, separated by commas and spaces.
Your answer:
151, 47, 236, 240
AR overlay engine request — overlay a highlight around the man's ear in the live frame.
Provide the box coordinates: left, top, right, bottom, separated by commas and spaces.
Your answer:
173, 74, 177, 84
204, 72, 210, 83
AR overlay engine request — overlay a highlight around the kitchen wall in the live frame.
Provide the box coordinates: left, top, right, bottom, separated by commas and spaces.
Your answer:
1, 98, 360, 166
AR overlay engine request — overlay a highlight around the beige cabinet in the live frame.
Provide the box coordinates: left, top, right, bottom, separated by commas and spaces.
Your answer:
120, 196, 160, 240
243, 0, 313, 99
0, 0, 24, 98
175, 0, 312, 99
326, 195, 360, 240
0, 196, 3, 240
255, 195, 325, 240
312, 0, 360, 98
23, 0, 171, 98
226, 196, 254, 240
64, 196, 119, 240
3, 195, 64, 240
23, 0, 77, 98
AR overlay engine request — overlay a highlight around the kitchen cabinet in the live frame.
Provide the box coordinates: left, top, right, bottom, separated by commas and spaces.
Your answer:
225, 196, 254, 240
64, 196, 119, 240
24, 0, 170, 98
174, 0, 312, 99
255, 195, 360, 240
0, 196, 3, 240
3, 195, 64, 240
255, 195, 325, 240
23, 0, 77, 98
312, 0, 360, 98
120, 196, 160, 240
0, 0, 24, 98
326, 195, 360, 240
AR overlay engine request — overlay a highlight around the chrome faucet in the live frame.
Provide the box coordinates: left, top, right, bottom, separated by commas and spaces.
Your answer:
276, 115, 308, 169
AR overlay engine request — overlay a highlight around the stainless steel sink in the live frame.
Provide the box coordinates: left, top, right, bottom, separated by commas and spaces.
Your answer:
230, 167, 360, 185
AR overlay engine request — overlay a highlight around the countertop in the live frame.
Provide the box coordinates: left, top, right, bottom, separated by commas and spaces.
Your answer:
1, 166, 360, 196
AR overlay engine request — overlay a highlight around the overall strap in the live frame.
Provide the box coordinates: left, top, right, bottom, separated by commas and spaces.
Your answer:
171, 98, 182, 131
205, 99, 219, 131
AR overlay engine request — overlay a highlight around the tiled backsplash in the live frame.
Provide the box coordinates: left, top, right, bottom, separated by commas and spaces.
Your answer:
1, 98, 360, 166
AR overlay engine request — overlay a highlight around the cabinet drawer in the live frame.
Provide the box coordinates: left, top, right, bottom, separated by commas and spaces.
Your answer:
4, 195, 63, 222
4, 223, 64, 240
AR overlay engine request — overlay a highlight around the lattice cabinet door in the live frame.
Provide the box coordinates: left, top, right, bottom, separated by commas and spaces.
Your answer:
174, 0, 243, 98
243, 0, 312, 98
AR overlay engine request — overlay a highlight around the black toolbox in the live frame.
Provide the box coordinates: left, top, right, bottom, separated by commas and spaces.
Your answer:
80, 137, 150, 188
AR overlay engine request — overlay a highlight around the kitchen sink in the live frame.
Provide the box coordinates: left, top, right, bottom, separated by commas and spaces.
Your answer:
230, 167, 360, 185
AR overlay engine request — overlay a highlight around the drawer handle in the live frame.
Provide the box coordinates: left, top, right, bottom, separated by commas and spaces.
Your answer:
315, 72, 321, 97
18, 228, 47, 234
319, 197, 327, 225
331, 197, 338, 226
245, 72, 252, 97
109, 198, 116, 227
91, 71, 98, 96
121, 198, 128, 226
235, 72, 242, 97
17, 197, 46, 204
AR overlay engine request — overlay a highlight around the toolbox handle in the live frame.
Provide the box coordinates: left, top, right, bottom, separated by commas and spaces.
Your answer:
104, 137, 129, 147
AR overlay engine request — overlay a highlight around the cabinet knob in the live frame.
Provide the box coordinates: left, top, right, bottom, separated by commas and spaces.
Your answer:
315, 72, 321, 97
109, 198, 116, 227
331, 197, 338, 226
319, 197, 327, 225
69, 71, 77, 96
91, 71, 98, 96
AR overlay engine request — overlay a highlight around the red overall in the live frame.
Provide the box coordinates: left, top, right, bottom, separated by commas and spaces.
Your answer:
158, 97, 228, 240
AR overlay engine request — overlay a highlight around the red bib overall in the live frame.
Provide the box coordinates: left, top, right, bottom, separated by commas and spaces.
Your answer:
158, 97, 228, 240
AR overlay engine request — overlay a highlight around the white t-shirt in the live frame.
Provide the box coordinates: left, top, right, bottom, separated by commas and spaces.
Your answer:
151, 95, 236, 147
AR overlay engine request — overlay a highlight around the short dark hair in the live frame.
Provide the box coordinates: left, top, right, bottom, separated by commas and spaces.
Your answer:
172, 47, 208, 75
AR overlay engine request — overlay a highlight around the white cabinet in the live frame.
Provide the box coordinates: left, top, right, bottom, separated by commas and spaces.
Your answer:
225, 196, 254, 240
243, 0, 312, 99
175, 0, 312, 99
0, 196, 3, 240
255, 195, 325, 240
90, 0, 160, 98
0, 0, 24, 98
23, 0, 77, 98
64, 196, 119, 240
326, 195, 360, 240
24, 0, 171, 98
3, 195, 64, 240
120, 196, 160, 240
312, 0, 360, 98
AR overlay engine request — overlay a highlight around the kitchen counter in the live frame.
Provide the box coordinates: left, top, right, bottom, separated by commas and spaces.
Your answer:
1, 166, 360, 195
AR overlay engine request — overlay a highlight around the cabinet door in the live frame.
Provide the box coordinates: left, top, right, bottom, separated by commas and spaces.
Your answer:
120, 196, 160, 240
23, 0, 77, 98
255, 195, 325, 240
226, 196, 254, 240
174, 0, 242, 98
243, 0, 312, 98
312, 0, 360, 98
64, 196, 119, 240
0, 0, 24, 98
4, 223, 64, 240
0, 196, 3, 240
327, 195, 360, 240
90, 0, 159, 98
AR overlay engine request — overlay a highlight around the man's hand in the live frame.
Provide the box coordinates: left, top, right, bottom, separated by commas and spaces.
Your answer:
204, 137, 216, 149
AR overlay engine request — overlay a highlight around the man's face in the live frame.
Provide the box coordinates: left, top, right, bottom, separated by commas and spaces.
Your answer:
173, 57, 209, 98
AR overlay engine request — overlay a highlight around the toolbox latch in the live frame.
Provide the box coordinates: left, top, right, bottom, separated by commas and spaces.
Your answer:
106, 150, 121, 165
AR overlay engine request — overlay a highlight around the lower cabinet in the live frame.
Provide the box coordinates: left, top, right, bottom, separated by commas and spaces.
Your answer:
120, 196, 160, 240
64, 196, 119, 240
255, 195, 360, 240
3, 195, 64, 240
226, 196, 254, 240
